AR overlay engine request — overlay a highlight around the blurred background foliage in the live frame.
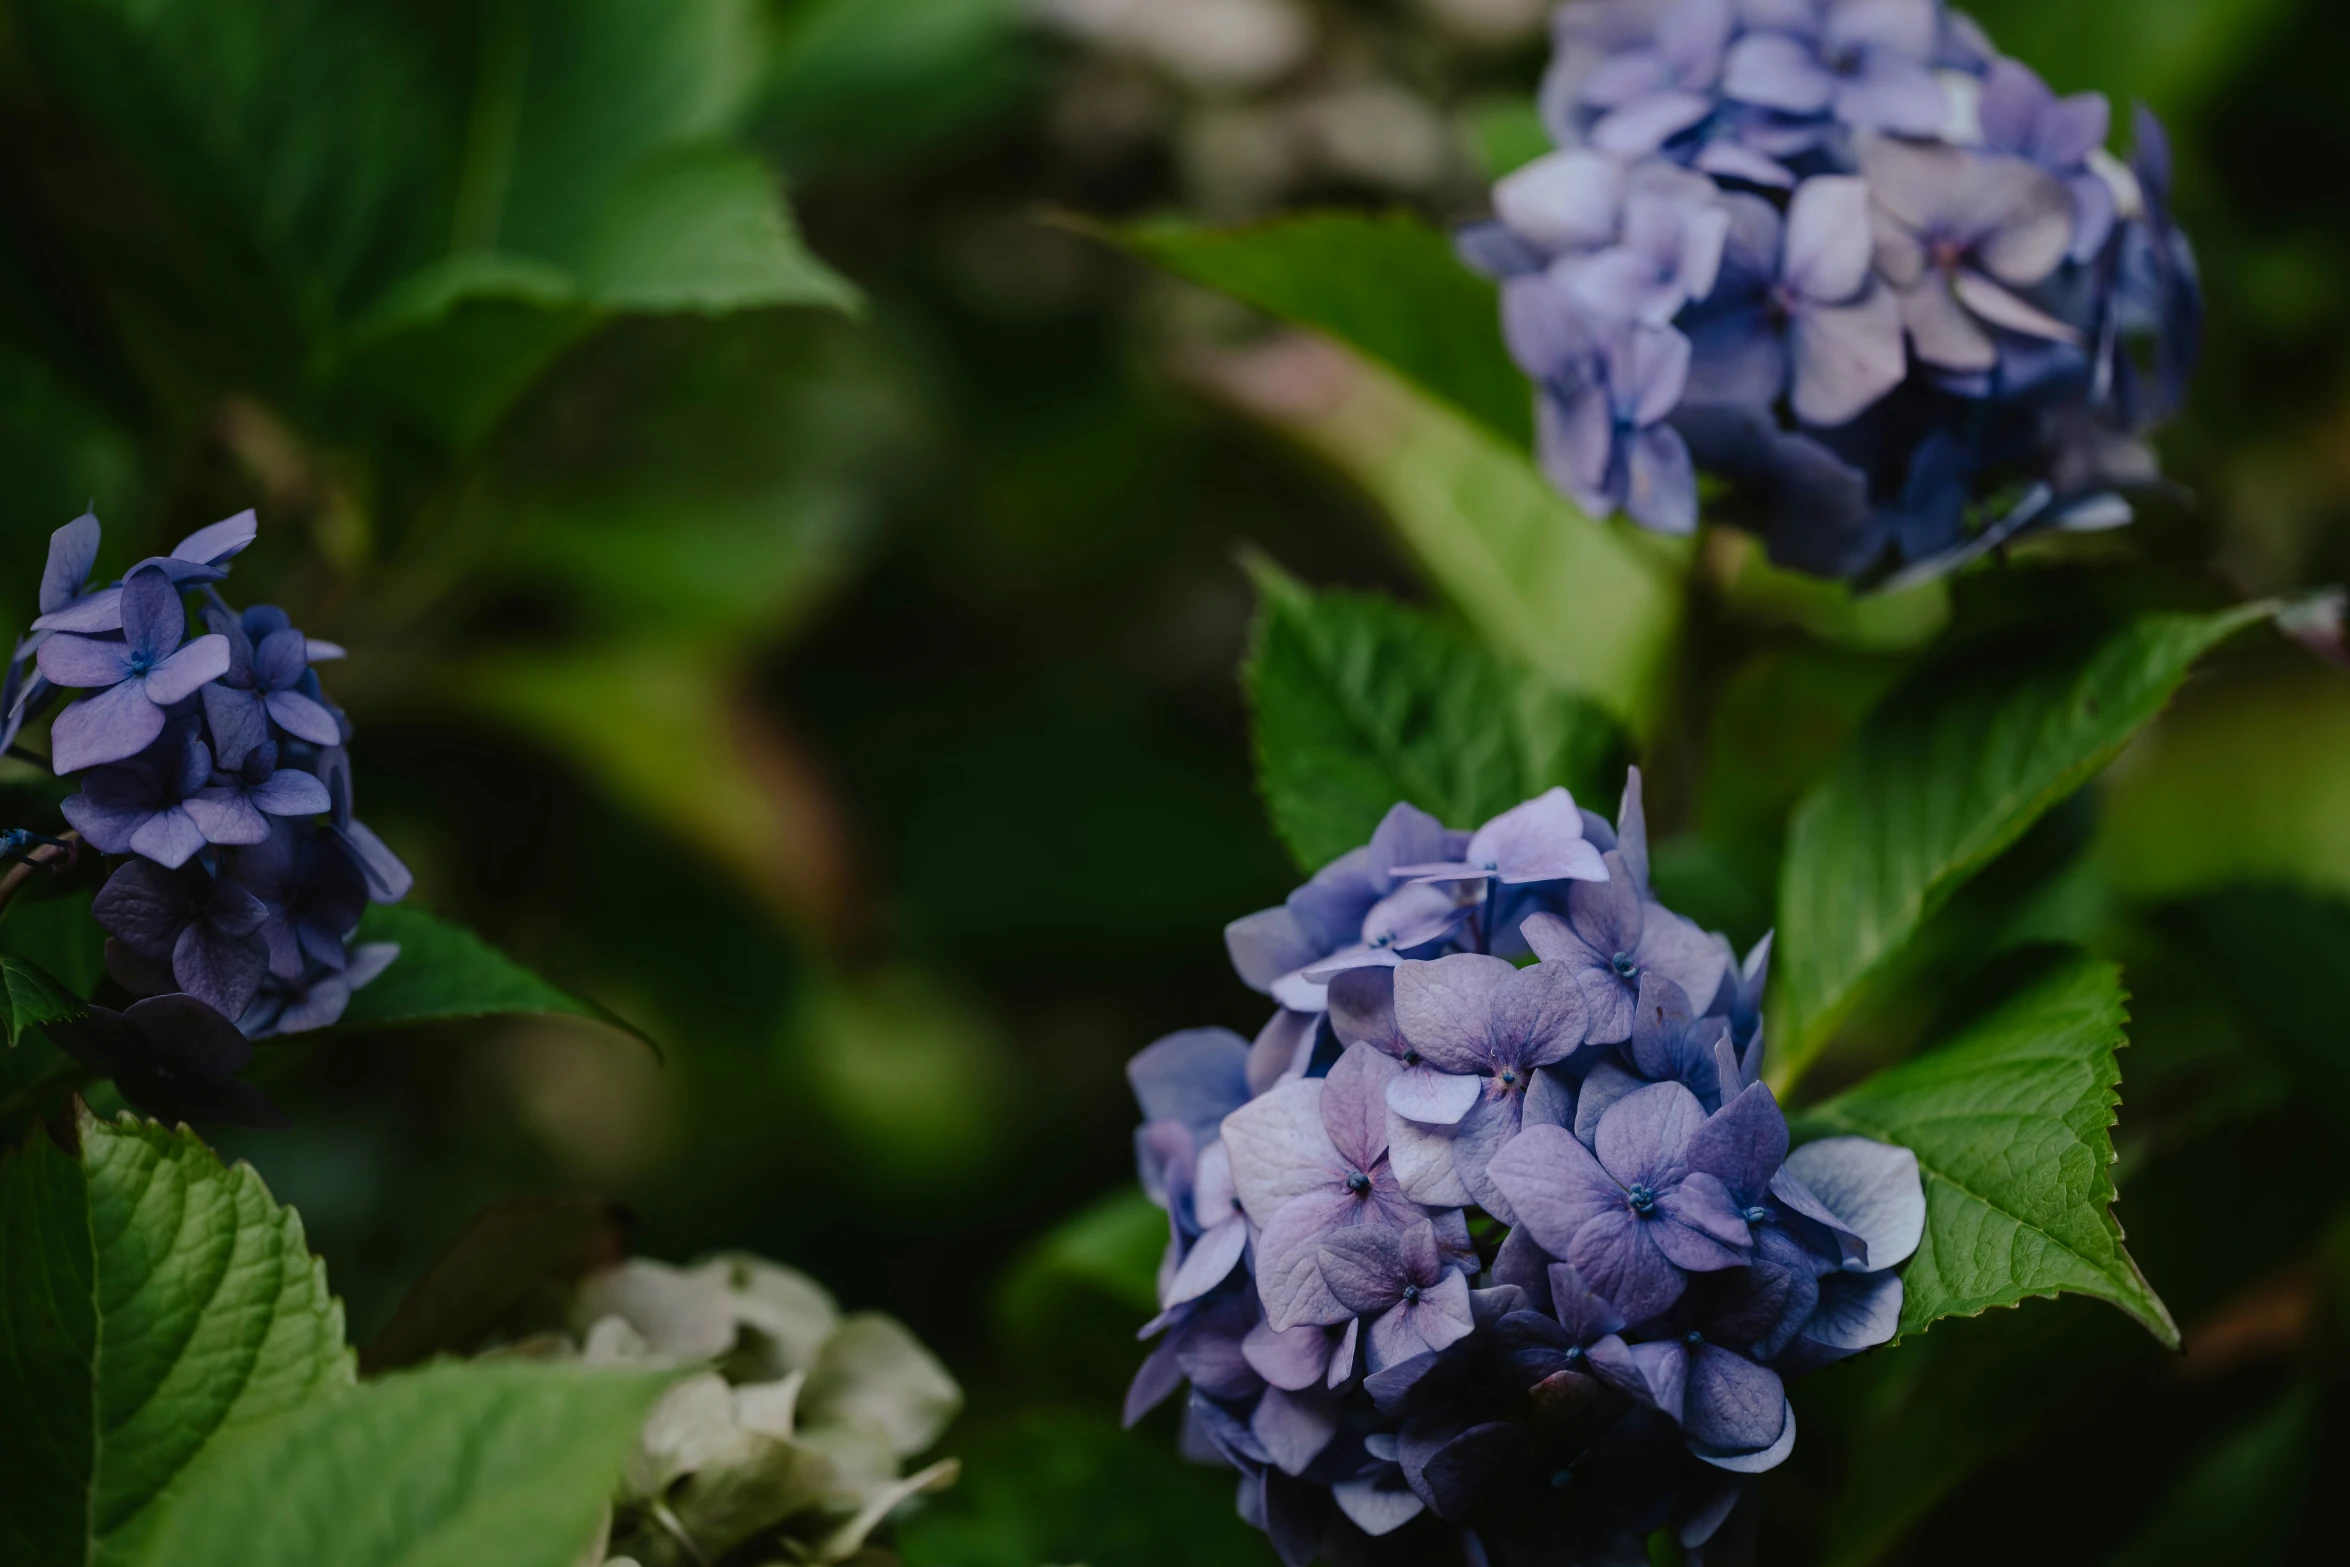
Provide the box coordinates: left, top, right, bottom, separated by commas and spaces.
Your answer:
0, 0, 2346, 1561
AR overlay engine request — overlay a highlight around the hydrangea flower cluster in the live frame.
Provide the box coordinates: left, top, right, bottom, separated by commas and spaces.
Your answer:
6, 510, 411, 1125
1126, 777, 1926, 1565
1460, 0, 2202, 582
525, 1255, 962, 1567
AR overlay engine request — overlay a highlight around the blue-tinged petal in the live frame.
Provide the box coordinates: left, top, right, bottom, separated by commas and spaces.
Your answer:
1227, 903, 1316, 991
1790, 282, 1906, 426
40, 512, 101, 615
171, 918, 266, 1019
247, 768, 331, 817
1723, 33, 1835, 114
127, 805, 208, 868
1332, 1475, 1423, 1537
1494, 149, 1628, 256
51, 680, 167, 773
139, 634, 231, 706
1388, 1063, 1482, 1125
1487, 1123, 1623, 1258
1782, 1135, 1924, 1269
1653, 1173, 1753, 1266
31, 586, 125, 635
1165, 1215, 1249, 1307
172, 509, 258, 567
118, 566, 185, 662
1253, 1386, 1339, 1477
1694, 1396, 1796, 1473
1258, 1191, 1367, 1331
36, 633, 134, 690
1386, 1112, 1475, 1206
1129, 1025, 1252, 1135
1686, 1345, 1788, 1455
1472, 787, 1610, 886
1122, 1335, 1187, 1427
1687, 1081, 1790, 1203
1575, 1057, 1646, 1148
1243, 1317, 1338, 1392
1223, 1077, 1344, 1224
1568, 1207, 1687, 1325
264, 687, 344, 745
1587, 1334, 1687, 1419
1595, 1080, 1706, 1190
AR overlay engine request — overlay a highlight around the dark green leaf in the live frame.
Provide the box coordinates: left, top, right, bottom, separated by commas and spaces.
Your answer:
361, 1197, 627, 1375
1801, 949, 2177, 1345
0, 1109, 352, 1567
1119, 210, 1532, 448
131, 1360, 668, 1567
340, 904, 655, 1050
2102, 1386, 2313, 1566
573, 143, 858, 314
1775, 605, 2272, 1079
1246, 583, 1625, 872
0, 954, 85, 1047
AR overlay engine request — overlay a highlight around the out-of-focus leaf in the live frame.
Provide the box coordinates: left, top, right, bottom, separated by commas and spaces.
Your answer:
2162, 887, 2350, 1116
761, 0, 1033, 173
0, 1108, 353, 1567
1003, 1187, 1167, 1323
893, 1408, 1272, 1567
130, 1361, 667, 1567
1775, 604, 2271, 1081
1968, 0, 2296, 121
1123, 210, 1531, 448
1246, 580, 1625, 872
1699, 644, 1910, 885
791, 967, 1011, 1182
1711, 531, 1951, 652
2095, 663, 2350, 902
0, 954, 84, 1047
342, 904, 654, 1050
573, 143, 858, 314
462, 642, 851, 927
1200, 341, 1687, 734
2102, 1386, 2312, 1566
1464, 95, 1551, 180
1800, 949, 2178, 1346
361, 1197, 627, 1374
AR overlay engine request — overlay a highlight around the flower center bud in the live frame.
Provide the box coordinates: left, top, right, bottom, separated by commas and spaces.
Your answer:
127, 652, 155, 678
1498, 1069, 1519, 1087
1346, 1170, 1372, 1196
1626, 1183, 1658, 1217
1686, 1330, 1705, 1346
1403, 1050, 1421, 1066
1401, 1284, 1422, 1305
1743, 1204, 1770, 1224
1611, 951, 1639, 980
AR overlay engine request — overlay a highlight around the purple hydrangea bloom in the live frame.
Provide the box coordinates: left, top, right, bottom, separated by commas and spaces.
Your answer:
1225, 803, 1466, 1011
1865, 138, 2078, 373
1488, 1084, 1754, 1324
61, 723, 215, 867
185, 740, 332, 844
28, 511, 248, 637
92, 857, 272, 1019
1540, 322, 1702, 533
1221, 1043, 1434, 1330
225, 822, 368, 982
1575, 0, 1736, 156
37, 566, 231, 773
1316, 1219, 1476, 1373
47, 993, 286, 1127
238, 940, 400, 1038
1685, 176, 1905, 425
1395, 787, 1609, 890
1522, 853, 1728, 1044
202, 604, 346, 765
1721, 0, 1948, 136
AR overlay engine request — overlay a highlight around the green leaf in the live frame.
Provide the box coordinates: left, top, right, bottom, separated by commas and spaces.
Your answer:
1774, 604, 2271, 1080
1463, 96, 1551, 180
2102, 1385, 2313, 1566
361, 1198, 626, 1375
1246, 582, 1626, 872
1120, 210, 1532, 449
131, 1360, 668, 1567
340, 903, 655, 1050
1202, 347, 1686, 735
0, 1109, 353, 1566
0, 953, 85, 1047
1800, 950, 2177, 1346
575, 143, 858, 314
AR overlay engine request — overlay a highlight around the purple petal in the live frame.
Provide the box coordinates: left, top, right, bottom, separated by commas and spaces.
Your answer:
40, 512, 101, 615
1414, 1272, 1476, 1355
1722, 34, 1835, 114
1388, 1063, 1482, 1125
1575, 1057, 1646, 1147
1367, 801, 1456, 880
1227, 905, 1317, 994
1653, 1173, 1753, 1266
93, 860, 195, 953
1501, 274, 1600, 383
202, 685, 271, 770
1801, 1269, 1905, 1355
32, 587, 125, 635
1546, 1262, 1626, 1342
1590, 91, 1716, 156
1485, 1124, 1623, 1259
1562, 853, 1644, 968
1491, 962, 1591, 1069
36, 633, 134, 690
1258, 1191, 1366, 1330
1615, 324, 1693, 427
1693, 139, 1798, 189
1223, 1077, 1344, 1224
1129, 1026, 1252, 1134
1253, 1387, 1339, 1477
1318, 1223, 1408, 1316
1328, 965, 1404, 1053
254, 627, 308, 692
1328, 1317, 1360, 1390
1594, 1080, 1707, 1190
1493, 149, 1628, 255
1790, 283, 1906, 426
1634, 902, 1731, 1011
1952, 268, 2082, 342
1626, 423, 1699, 535
172, 509, 257, 566
2040, 91, 2113, 171
139, 636, 231, 706
172, 920, 266, 1019
1523, 1064, 1575, 1131
118, 567, 185, 662
1451, 1094, 1530, 1222
247, 768, 331, 817
1899, 277, 1997, 371
1243, 1318, 1338, 1392
1332, 1477, 1423, 1537
1587, 1335, 1685, 1418
1783, 176, 1874, 303
1468, 788, 1608, 885
1392, 953, 1515, 1073
1580, 50, 1672, 110
60, 788, 152, 855
1685, 1344, 1786, 1453
264, 688, 343, 746
1615, 769, 1650, 891
127, 805, 209, 868
1695, 1396, 1797, 1473
1386, 1114, 1475, 1206
1832, 54, 1945, 136
1164, 1216, 1248, 1307
1320, 1042, 1400, 1170
1782, 1136, 1924, 1269
1248, 1008, 1320, 1095
1123, 1336, 1187, 1427
335, 819, 413, 902
1686, 1081, 1790, 1202
51, 681, 167, 772
183, 788, 272, 847
1538, 383, 1619, 514
1567, 1210, 1686, 1325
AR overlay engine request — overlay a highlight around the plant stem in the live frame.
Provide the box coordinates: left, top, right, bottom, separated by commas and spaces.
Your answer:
0, 829, 81, 916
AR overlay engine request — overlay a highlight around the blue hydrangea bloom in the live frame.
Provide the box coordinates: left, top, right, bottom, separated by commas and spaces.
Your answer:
1475, 0, 2204, 582
1126, 779, 1925, 1564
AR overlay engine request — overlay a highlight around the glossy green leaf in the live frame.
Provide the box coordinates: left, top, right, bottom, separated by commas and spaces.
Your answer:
0, 953, 85, 1047
1121, 210, 1532, 448
341, 904, 654, 1050
1801, 950, 2177, 1346
1202, 348, 1686, 734
1775, 604, 2271, 1079
1246, 582, 1625, 872
131, 1360, 668, 1567
0, 1109, 353, 1567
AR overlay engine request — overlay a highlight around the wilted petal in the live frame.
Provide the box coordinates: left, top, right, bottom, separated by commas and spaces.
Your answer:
1783, 1136, 1924, 1269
